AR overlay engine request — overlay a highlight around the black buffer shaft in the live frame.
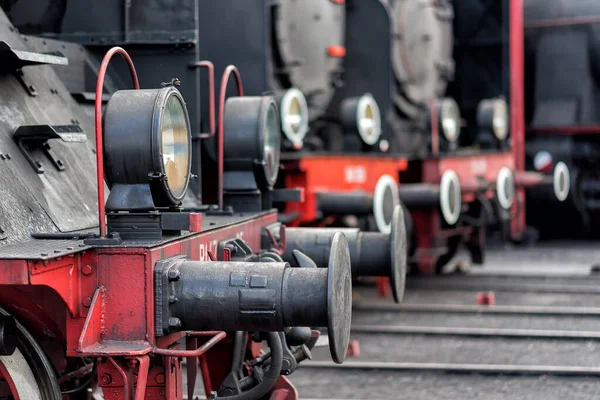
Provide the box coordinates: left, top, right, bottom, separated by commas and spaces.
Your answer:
283, 205, 407, 303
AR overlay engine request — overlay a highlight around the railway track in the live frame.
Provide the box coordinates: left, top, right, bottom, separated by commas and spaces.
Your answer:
290, 248, 600, 399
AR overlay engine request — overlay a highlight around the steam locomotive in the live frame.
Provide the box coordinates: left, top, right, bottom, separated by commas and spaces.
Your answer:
0, 4, 409, 399
524, 0, 600, 236
4, 0, 567, 280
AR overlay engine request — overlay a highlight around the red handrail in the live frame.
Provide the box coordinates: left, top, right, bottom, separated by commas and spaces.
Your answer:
153, 331, 226, 357
217, 66, 244, 209
190, 61, 216, 138
95, 47, 139, 237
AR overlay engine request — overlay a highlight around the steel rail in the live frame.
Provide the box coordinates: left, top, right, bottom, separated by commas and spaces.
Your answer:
350, 324, 600, 340
353, 302, 600, 316
301, 361, 600, 377
406, 279, 600, 294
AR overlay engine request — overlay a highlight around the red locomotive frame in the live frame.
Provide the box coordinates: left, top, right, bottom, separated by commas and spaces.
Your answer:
0, 212, 288, 399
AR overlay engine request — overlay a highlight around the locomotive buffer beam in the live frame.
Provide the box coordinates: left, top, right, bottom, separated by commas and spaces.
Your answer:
154, 232, 352, 364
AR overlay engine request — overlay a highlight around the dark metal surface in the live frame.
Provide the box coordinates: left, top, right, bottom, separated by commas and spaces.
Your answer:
154, 253, 352, 364
283, 206, 407, 302
398, 183, 440, 207
223, 96, 280, 194
450, 0, 510, 148
0, 10, 102, 243
7, 0, 198, 45
103, 87, 192, 208
316, 191, 373, 216
325, 0, 393, 151
22, 35, 119, 101
0, 315, 17, 356
0, 40, 67, 69
13, 124, 86, 172
10, 2, 204, 200
0, 238, 88, 259
389, 205, 407, 302
327, 232, 352, 364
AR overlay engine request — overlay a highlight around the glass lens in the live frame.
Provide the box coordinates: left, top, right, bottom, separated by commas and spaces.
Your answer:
287, 96, 302, 133
493, 100, 508, 139
361, 104, 376, 137
161, 94, 190, 199
448, 179, 457, 212
264, 103, 281, 184
441, 99, 460, 142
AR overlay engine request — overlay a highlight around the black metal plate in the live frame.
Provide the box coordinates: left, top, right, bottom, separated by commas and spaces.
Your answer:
0, 238, 89, 259
0, 11, 102, 244
327, 231, 352, 364
390, 205, 407, 303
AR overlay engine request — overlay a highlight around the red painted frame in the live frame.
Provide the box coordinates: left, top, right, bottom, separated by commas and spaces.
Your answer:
0, 212, 301, 400
283, 155, 408, 226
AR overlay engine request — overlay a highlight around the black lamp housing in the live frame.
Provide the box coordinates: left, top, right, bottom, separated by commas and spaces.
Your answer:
428, 97, 461, 153
223, 96, 282, 212
103, 87, 192, 211
476, 97, 509, 149
340, 93, 382, 151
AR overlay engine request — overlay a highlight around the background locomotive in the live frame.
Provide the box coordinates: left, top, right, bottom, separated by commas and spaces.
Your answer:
524, 0, 600, 237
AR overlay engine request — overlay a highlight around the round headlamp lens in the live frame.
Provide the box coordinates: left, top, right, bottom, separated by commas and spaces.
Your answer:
357, 94, 381, 145
280, 88, 309, 148
161, 94, 191, 199
440, 98, 461, 143
264, 102, 281, 185
492, 99, 508, 140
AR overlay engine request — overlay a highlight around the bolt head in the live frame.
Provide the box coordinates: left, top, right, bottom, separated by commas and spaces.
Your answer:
167, 269, 181, 281
82, 297, 92, 308
168, 317, 182, 330
100, 373, 112, 385
81, 265, 93, 276
154, 373, 165, 384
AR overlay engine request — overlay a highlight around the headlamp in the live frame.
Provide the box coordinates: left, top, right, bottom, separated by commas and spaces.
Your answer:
438, 98, 461, 143
280, 88, 309, 149
224, 96, 282, 189
553, 161, 570, 202
103, 86, 192, 209
496, 167, 515, 210
440, 169, 461, 225
341, 94, 382, 146
477, 97, 509, 141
